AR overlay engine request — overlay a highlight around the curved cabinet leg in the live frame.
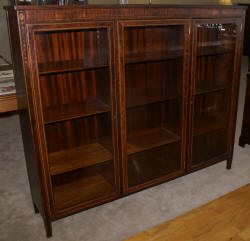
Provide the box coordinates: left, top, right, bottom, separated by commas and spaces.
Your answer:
227, 157, 232, 170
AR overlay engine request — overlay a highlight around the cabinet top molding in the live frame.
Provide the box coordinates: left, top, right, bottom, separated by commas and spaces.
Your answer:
4, 4, 246, 23
5, 4, 247, 9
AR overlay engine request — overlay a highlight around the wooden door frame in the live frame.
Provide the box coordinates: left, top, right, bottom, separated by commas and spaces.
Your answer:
117, 19, 191, 195
187, 18, 244, 172
26, 20, 121, 221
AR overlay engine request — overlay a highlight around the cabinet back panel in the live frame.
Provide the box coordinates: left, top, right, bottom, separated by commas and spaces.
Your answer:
125, 59, 183, 108
45, 113, 112, 153
51, 160, 115, 210
39, 68, 110, 108
35, 29, 109, 64
128, 141, 181, 187
196, 54, 234, 90
192, 128, 228, 166
126, 100, 181, 136
124, 25, 184, 56
197, 23, 237, 50
52, 160, 114, 187
194, 89, 231, 120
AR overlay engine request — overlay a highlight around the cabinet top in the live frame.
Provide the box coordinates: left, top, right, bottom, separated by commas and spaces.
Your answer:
4, 1, 246, 22
4, 1, 247, 11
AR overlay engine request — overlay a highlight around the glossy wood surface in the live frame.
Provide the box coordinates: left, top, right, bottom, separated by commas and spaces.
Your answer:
53, 174, 114, 210
120, 22, 187, 192
239, 74, 250, 147
49, 140, 112, 175
188, 21, 238, 170
5, 4, 245, 237
125, 184, 250, 241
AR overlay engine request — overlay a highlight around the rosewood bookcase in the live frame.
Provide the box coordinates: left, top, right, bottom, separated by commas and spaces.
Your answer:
5, 3, 245, 237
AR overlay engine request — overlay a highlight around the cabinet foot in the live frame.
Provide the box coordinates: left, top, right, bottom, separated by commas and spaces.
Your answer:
227, 158, 232, 170
44, 219, 52, 238
239, 136, 246, 148
33, 202, 39, 214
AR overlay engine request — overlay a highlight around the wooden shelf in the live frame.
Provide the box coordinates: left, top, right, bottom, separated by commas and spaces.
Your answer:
128, 141, 180, 187
126, 89, 178, 108
38, 59, 109, 75
192, 128, 228, 166
195, 81, 231, 95
44, 100, 110, 124
49, 140, 113, 175
125, 49, 183, 64
53, 174, 114, 210
197, 46, 233, 56
127, 127, 180, 155
193, 115, 228, 137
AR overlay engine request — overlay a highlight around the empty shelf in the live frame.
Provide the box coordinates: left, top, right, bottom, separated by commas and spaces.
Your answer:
53, 175, 114, 210
39, 59, 108, 75
127, 127, 180, 155
44, 100, 110, 124
49, 141, 113, 175
125, 49, 183, 64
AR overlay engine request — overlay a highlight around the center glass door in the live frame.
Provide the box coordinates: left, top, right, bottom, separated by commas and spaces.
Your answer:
119, 20, 190, 192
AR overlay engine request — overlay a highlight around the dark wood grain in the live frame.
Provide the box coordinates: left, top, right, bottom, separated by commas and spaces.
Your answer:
35, 28, 108, 68
127, 127, 180, 155
49, 140, 112, 175
39, 68, 110, 111
39, 59, 108, 75
187, 20, 241, 171
125, 49, 183, 64
125, 60, 182, 108
192, 128, 228, 166
193, 89, 231, 137
53, 174, 114, 210
127, 142, 181, 187
197, 46, 234, 56
44, 100, 110, 124
121, 23, 186, 191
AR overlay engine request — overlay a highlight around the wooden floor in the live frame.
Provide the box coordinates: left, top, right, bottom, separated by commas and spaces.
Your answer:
125, 183, 250, 241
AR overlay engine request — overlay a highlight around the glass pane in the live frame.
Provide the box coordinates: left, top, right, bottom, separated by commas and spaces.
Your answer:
35, 28, 116, 210
35, 28, 109, 74
124, 25, 185, 188
191, 23, 237, 166
196, 23, 236, 93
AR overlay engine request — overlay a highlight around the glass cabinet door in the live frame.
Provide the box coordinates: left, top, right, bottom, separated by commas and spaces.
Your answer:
33, 24, 118, 211
190, 21, 239, 168
120, 21, 189, 191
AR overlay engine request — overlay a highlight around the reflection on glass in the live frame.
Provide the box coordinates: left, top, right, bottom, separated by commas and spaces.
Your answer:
191, 23, 236, 166
35, 28, 116, 210
124, 25, 185, 188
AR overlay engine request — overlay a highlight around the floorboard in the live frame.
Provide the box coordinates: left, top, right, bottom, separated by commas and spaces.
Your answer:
124, 183, 250, 241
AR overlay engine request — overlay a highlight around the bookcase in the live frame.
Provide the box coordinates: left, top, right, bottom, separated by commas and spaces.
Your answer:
5, 3, 245, 237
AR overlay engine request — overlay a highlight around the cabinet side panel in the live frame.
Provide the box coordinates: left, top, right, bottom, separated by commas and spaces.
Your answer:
6, 9, 44, 214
